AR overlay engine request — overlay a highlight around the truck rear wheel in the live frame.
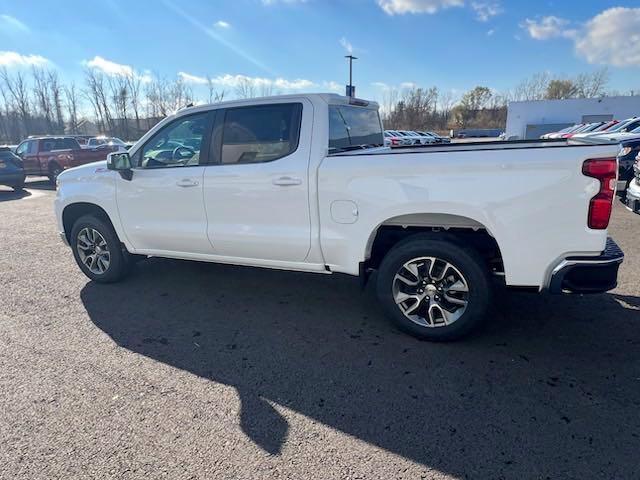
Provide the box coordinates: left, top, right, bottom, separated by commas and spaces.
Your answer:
70, 214, 131, 283
48, 162, 62, 184
376, 235, 492, 341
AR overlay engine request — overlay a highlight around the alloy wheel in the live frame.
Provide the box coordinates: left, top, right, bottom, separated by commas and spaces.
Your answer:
392, 256, 470, 328
76, 227, 111, 275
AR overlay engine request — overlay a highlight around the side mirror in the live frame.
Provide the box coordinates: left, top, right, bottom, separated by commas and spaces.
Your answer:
107, 152, 133, 181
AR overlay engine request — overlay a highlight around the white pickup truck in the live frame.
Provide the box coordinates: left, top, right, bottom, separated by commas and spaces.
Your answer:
55, 94, 624, 341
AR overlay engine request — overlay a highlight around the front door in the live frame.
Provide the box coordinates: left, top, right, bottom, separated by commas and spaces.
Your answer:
16, 140, 39, 174
116, 111, 214, 255
203, 100, 312, 262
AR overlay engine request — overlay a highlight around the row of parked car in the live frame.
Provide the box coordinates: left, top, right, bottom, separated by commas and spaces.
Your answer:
542, 117, 640, 197
541, 117, 640, 142
0, 135, 130, 191
384, 130, 451, 147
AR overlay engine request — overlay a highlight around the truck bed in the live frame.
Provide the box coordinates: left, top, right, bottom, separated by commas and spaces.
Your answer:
329, 138, 616, 157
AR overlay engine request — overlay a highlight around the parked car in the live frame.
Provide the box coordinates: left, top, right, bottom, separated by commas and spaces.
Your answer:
543, 124, 584, 139
624, 152, 640, 215
15, 136, 120, 183
561, 122, 606, 138
85, 136, 130, 151
384, 130, 411, 147
617, 139, 640, 195
55, 94, 624, 342
571, 120, 619, 138
0, 147, 25, 191
587, 117, 640, 142
415, 131, 451, 144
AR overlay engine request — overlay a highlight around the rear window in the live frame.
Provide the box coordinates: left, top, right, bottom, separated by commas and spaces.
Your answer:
329, 105, 383, 152
221, 103, 302, 164
41, 138, 78, 152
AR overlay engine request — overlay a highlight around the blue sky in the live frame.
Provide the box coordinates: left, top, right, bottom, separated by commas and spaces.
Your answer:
0, 0, 639, 103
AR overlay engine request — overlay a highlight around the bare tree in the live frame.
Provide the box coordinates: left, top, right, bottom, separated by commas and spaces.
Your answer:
32, 67, 54, 133
84, 68, 113, 134
0, 68, 32, 138
259, 83, 274, 97
235, 78, 256, 99
109, 75, 130, 139
49, 70, 65, 133
438, 90, 456, 127
574, 68, 609, 98
127, 74, 142, 138
511, 72, 551, 101
64, 82, 80, 134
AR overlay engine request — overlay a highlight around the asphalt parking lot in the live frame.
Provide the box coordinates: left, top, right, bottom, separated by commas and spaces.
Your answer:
1, 179, 639, 480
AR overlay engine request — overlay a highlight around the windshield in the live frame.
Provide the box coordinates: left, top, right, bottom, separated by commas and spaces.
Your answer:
605, 119, 635, 133
329, 105, 383, 152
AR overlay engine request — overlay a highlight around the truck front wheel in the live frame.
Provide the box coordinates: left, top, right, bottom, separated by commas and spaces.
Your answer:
376, 236, 492, 341
70, 215, 131, 283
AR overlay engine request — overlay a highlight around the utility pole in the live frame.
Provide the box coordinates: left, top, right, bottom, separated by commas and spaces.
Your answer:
345, 55, 357, 97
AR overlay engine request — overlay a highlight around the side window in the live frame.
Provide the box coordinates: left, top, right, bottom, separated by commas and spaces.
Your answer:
15, 142, 28, 156
220, 103, 302, 164
138, 112, 210, 169
41, 140, 55, 152
61, 138, 78, 149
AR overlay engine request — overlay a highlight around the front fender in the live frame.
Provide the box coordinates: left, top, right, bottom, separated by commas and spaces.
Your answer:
54, 167, 132, 251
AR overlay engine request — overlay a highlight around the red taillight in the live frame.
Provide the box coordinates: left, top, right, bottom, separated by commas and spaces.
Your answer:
391, 138, 399, 146
583, 158, 617, 229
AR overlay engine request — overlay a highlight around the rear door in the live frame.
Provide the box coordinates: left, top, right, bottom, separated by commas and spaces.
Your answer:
202, 100, 312, 262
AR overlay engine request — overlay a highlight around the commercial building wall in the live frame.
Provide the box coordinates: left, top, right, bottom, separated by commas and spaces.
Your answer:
506, 96, 640, 139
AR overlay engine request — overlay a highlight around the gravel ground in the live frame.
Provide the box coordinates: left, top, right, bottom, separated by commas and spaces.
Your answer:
1, 179, 639, 480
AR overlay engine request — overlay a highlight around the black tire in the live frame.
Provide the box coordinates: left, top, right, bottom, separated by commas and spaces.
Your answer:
376, 235, 492, 341
70, 214, 131, 283
12, 176, 25, 191
48, 162, 62, 184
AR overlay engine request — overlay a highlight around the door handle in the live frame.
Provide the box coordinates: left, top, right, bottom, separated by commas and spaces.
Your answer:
176, 178, 199, 188
272, 176, 302, 186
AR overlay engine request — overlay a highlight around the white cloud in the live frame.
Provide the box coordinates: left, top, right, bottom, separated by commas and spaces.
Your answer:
471, 2, 502, 22
575, 7, 640, 67
178, 71, 208, 85
323, 80, 342, 92
372, 82, 391, 90
486, 28, 495, 36
0, 14, 29, 33
377, 0, 464, 15
522, 8, 640, 67
86, 56, 134, 76
84, 55, 152, 82
0, 51, 48, 67
521, 16, 572, 40
214, 20, 230, 28
180, 73, 316, 91
340, 37, 354, 54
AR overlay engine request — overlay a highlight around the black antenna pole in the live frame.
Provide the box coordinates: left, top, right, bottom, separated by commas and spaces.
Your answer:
345, 55, 358, 97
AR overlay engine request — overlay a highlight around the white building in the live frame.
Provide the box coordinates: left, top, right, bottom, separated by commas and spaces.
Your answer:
505, 96, 640, 139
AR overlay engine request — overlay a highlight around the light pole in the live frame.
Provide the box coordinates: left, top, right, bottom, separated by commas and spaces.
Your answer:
345, 55, 357, 97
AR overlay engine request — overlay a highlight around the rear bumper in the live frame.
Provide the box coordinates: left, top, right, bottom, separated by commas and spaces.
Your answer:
548, 238, 624, 294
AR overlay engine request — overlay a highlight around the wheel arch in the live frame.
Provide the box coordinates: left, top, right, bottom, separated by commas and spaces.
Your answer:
62, 202, 118, 245
363, 212, 504, 277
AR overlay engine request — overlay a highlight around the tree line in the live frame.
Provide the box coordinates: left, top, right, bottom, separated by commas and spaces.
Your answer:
381, 68, 624, 133
0, 66, 633, 144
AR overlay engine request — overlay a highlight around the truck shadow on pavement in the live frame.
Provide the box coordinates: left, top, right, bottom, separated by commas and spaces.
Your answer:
0, 188, 31, 201
80, 258, 640, 478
